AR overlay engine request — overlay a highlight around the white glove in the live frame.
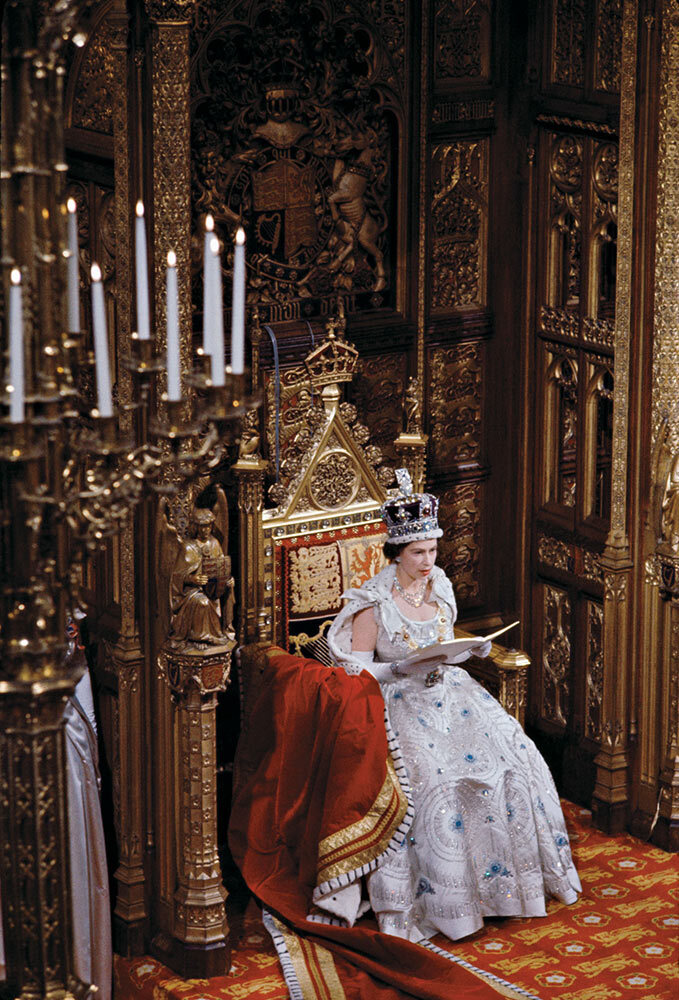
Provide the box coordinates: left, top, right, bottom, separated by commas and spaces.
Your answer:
449, 639, 492, 664
351, 649, 409, 683
470, 639, 492, 659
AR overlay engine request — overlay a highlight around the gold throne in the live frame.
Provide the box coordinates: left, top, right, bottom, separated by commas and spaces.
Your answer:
234, 311, 529, 725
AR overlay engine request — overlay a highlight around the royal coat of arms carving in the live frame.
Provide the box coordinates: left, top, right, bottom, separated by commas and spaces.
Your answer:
190, 0, 406, 323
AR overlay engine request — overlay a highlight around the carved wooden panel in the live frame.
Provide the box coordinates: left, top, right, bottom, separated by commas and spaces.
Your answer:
583, 352, 614, 523
351, 353, 408, 467
430, 140, 489, 312
551, 0, 587, 88
429, 342, 484, 471
64, 15, 117, 138
539, 130, 617, 525
585, 599, 604, 742
595, 0, 622, 92
432, 98, 495, 126
66, 18, 115, 134
536, 528, 604, 588
548, 133, 583, 309
437, 480, 483, 606
546, 133, 618, 335
189, 0, 408, 322
540, 582, 572, 729
541, 340, 578, 510
530, 110, 618, 803
549, 0, 621, 96
589, 141, 618, 320
433, 0, 491, 87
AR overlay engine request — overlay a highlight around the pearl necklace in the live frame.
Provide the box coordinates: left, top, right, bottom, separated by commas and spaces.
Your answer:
393, 574, 428, 607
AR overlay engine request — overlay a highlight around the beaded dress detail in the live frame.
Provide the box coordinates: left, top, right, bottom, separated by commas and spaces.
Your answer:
327, 564, 581, 942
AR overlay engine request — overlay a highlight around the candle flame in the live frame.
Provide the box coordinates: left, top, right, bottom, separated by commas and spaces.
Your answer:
10, 268, 21, 285
206, 214, 214, 231
135, 200, 145, 218
67, 197, 77, 213
167, 250, 177, 267
210, 236, 220, 255
236, 227, 246, 246
91, 262, 102, 282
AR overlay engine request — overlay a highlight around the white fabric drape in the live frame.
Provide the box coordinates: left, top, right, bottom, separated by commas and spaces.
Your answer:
0, 669, 112, 999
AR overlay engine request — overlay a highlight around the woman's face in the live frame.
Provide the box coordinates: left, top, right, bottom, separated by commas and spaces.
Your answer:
397, 539, 438, 580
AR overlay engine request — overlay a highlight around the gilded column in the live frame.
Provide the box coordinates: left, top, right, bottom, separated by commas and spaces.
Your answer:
157, 646, 233, 976
108, 2, 148, 952
234, 452, 268, 644
0, 692, 86, 1000
107, 641, 146, 953
146, 0, 194, 414
592, 0, 638, 835
144, 0, 231, 968
646, 0, 679, 851
416, 0, 430, 461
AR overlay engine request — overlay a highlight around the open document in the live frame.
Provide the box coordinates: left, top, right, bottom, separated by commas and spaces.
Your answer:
401, 620, 520, 667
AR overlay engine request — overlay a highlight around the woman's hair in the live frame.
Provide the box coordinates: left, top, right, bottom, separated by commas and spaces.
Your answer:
382, 540, 407, 561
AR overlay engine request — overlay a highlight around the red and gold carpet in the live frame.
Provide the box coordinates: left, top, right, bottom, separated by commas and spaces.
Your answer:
114, 802, 678, 1000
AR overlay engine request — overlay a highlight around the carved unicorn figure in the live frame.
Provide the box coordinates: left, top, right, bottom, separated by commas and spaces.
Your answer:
328, 131, 386, 293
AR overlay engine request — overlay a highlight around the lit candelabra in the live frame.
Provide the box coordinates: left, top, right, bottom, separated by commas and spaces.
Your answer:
0, 3, 256, 996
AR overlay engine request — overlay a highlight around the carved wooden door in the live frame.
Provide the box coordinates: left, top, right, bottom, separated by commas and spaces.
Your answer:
529, 123, 617, 803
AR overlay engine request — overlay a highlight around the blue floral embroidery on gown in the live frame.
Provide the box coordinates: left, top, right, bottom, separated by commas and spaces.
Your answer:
415, 877, 436, 898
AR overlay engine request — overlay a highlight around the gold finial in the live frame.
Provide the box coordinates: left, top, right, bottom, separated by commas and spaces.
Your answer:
304, 307, 358, 391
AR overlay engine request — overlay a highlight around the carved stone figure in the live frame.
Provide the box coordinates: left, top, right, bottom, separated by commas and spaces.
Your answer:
157, 488, 234, 648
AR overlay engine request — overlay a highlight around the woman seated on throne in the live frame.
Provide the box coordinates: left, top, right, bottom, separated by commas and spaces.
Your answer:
324, 469, 581, 943
231, 470, 581, 997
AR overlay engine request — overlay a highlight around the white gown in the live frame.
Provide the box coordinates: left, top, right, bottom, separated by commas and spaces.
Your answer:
326, 563, 581, 942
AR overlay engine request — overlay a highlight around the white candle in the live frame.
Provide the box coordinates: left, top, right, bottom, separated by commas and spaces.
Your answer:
135, 201, 151, 340
202, 214, 215, 356
165, 250, 181, 401
90, 263, 113, 418
66, 197, 80, 332
210, 236, 225, 387
230, 227, 246, 374
8, 268, 25, 423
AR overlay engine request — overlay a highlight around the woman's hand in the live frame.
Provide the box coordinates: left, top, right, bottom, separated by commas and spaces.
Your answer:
408, 653, 448, 674
406, 653, 448, 687
469, 640, 492, 659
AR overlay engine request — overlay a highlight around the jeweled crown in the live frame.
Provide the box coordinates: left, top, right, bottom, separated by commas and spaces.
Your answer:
380, 469, 442, 542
